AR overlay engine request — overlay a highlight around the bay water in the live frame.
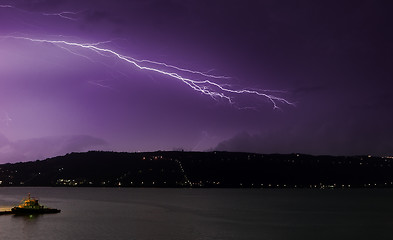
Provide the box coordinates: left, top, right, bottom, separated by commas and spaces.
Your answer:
0, 187, 392, 240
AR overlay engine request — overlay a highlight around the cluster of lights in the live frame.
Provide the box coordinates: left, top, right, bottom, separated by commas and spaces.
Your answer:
174, 159, 192, 186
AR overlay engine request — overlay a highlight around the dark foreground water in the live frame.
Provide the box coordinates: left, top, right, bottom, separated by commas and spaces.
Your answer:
0, 188, 392, 240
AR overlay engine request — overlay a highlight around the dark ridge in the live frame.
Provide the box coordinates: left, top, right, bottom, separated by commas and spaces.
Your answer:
0, 151, 392, 188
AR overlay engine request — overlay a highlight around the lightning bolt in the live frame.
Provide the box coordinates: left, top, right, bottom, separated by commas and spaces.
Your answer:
127, 58, 231, 80
0, 5, 81, 21
42, 11, 83, 21
1, 35, 293, 108
88, 81, 114, 90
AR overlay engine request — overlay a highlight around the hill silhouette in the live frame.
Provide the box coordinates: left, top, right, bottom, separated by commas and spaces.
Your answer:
0, 151, 392, 188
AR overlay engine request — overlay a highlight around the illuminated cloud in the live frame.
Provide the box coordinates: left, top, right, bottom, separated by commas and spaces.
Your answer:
0, 0, 392, 162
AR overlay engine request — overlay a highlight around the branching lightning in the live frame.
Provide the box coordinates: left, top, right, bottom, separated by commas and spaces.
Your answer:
126, 57, 231, 80
42, 11, 82, 21
1, 35, 293, 108
0, 4, 292, 109
0, 4, 81, 21
88, 81, 114, 90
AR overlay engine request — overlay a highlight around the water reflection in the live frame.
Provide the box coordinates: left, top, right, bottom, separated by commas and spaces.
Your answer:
0, 206, 12, 211
1, 188, 393, 240
12, 214, 42, 221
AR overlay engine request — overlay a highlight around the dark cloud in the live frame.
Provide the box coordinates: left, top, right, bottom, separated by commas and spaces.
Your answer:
292, 85, 328, 98
16, 0, 67, 11
0, 133, 9, 147
0, 135, 106, 163
215, 119, 393, 156
84, 10, 124, 24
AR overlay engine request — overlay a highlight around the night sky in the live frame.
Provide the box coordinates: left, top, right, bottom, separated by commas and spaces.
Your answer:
0, 0, 392, 163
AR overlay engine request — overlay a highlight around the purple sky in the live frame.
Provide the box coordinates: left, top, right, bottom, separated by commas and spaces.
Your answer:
0, 0, 392, 163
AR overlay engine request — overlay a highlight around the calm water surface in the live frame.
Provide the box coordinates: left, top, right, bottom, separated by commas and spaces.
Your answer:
0, 187, 392, 240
